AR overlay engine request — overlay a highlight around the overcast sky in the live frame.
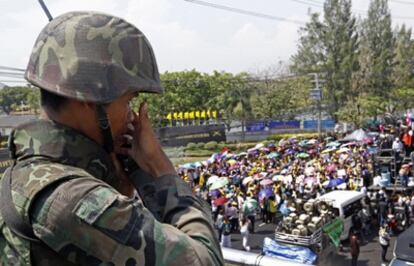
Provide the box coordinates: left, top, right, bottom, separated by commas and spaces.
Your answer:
1, 0, 414, 82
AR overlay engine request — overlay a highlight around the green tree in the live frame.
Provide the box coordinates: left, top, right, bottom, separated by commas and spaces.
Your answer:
359, 0, 395, 99
0, 86, 39, 114
291, 0, 359, 121
323, 0, 359, 121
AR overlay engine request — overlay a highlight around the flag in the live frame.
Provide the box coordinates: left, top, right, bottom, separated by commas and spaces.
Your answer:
322, 218, 344, 248
166, 113, 172, 120
201, 110, 206, 118
178, 112, 183, 120
195, 111, 200, 118
189, 111, 195, 119
184, 112, 189, 119
173, 112, 178, 120
212, 110, 217, 118
207, 110, 211, 118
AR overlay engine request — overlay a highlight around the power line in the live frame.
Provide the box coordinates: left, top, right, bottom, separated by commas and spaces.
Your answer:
291, 0, 323, 8
183, 0, 306, 25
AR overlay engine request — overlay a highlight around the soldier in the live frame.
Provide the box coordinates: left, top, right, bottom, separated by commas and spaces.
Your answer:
0, 11, 223, 265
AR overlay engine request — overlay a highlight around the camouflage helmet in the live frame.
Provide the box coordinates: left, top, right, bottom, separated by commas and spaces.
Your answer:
25, 11, 163, 104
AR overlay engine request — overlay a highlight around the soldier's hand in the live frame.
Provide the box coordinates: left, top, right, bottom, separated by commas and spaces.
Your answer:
120, 102, 176, 178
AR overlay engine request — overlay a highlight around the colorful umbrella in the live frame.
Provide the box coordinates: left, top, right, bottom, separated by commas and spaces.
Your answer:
272, 175, 285, 182
322, 148, 336, 154
258, 188, 273, 200
213, 197, 229, 206
243, 198, 258, 213
206, 175, 219, 186
209, 189, 221, 198
325, 178, 345, 188
242, 176, 254, 186
341, 142, 357, 147
181, 162, 196, 169
227, 159, 237, 166
260, 179, 273, 186
267, 152, 280, 159
336, 147, 350, 154
209, 177, 229, 191
326, 164, 337, 173
326, 141, 341, 148
297, 152, 310, 159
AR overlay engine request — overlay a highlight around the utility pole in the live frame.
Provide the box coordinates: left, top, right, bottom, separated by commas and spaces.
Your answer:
309, 73, 322, 138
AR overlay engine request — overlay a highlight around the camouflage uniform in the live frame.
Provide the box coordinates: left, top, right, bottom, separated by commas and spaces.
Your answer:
0, 11, 223, 266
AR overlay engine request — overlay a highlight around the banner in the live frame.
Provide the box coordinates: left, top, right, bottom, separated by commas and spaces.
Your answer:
322, 218, 344, 247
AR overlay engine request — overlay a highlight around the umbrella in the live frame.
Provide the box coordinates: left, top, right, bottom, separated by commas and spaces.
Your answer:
363, 137, 373, 144
261, 148, 270, 153
242, 176, 254, 186
267, 152, 280, 159
260, 179, 273, 186
227, 159, 237, 166
209, 178, 229, 191
194, 161, 203, 168
336, 147, 350, 154
238, 152, 248, 157
297, 152, 310, 159
255, 143, 265, 149
206, 175, 219, 186
272, 175, 285, 182
326, 164, 337, 173
258, 188, 273, 200
322, 148, 336, 154
325, 178, 345, 188
243, 198, 258, 212
213, 197, 229, 206
305, 176, 317, 186
181, 162, 196, 170
326, 141, 341, 148
209, 189, 221, 198
341, 142, 356, 147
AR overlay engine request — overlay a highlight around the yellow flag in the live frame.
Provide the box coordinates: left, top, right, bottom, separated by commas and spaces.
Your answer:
207, 110, 211, 118
212, 111, 217, 118
173, 112, 178, 120
178, 112, 183, 119
201, 110, 206, 118
184, 112, 189, 119
195, 111, 200, 118
189, 111, 195, 119
166, 113, 172, 120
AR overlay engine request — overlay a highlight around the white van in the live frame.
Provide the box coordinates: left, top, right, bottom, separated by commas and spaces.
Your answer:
318, 190, 365, 240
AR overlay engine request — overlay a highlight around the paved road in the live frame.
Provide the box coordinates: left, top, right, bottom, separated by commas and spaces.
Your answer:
221, 219, 397, 266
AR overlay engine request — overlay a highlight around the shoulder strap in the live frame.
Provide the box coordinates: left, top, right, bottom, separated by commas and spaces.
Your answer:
0, 166, 40, 242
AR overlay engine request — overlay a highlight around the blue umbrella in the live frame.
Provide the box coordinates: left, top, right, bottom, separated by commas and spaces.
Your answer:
326, 178, 345, 188
258, 188, 273, 200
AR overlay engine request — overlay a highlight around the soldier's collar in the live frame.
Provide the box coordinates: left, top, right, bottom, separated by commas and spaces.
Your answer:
10, 119, 117, 184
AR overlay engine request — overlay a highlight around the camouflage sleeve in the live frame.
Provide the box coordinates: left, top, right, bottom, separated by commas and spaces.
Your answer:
30, 175, 224, 266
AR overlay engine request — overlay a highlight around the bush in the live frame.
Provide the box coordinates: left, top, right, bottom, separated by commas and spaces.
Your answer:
266, 132, 319, 142
196, 142, 205, 149
185, 142, 197, 150
204, 141, 218, 150
185, 149, 214, 157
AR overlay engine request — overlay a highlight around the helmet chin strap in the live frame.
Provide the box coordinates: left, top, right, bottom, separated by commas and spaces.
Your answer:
96, 105, 114, 154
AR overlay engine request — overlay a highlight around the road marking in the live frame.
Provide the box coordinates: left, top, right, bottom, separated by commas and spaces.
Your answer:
258, 223, 266, 227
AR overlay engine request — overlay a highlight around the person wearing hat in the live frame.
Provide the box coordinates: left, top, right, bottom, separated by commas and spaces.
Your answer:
0, 12, 223, 265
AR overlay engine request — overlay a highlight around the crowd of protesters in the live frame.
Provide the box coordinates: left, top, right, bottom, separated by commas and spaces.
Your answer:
176, 117, 414, 263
